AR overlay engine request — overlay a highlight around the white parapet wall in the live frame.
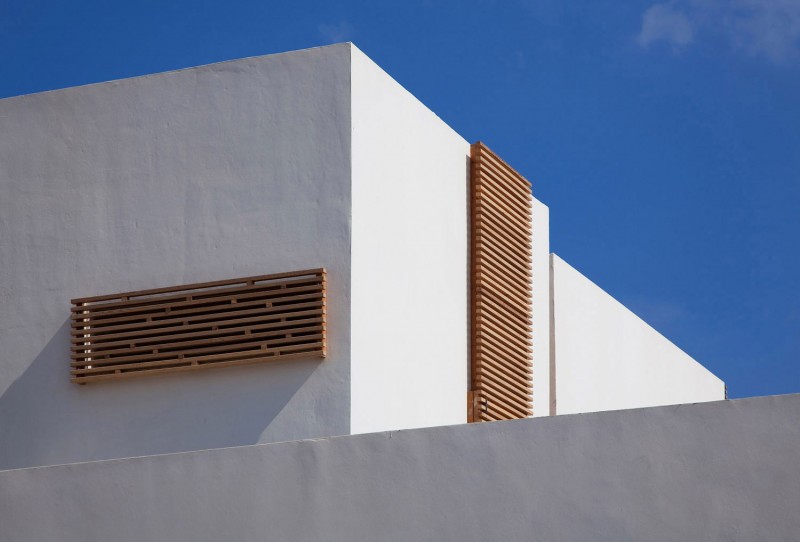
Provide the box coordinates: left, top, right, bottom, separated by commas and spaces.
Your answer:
350, 45, 470, 433
550, 254, 725, 415
2, 395, 798, 541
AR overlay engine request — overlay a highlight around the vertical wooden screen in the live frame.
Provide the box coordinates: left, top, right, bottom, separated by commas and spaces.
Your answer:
469, 142, 533, 421
71, 269, 326, 383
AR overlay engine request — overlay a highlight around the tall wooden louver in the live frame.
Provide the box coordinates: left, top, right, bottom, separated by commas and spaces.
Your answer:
469, 142, 533, 421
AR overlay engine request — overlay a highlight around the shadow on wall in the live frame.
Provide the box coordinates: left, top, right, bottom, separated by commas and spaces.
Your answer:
0, 319, 319, 470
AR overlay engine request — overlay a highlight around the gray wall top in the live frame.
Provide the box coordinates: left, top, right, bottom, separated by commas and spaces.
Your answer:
1, 394, 798, 541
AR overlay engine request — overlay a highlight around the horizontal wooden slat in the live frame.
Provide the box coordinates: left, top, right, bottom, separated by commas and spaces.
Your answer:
71, 296, 324, 329
475, 390, 529, 419
72, 281, 321, 323
474, 217, 530, 260
476, 265, 532, 297
474, 162, 533, 205
474, 153, 533, 193
70, 349, 322, 384
476, 346, 532, 380
475, 210, 531, 256
475, 269, 532, 306
474, 241, 530, 282
475, 360, 532, 392
478, 283, 531, 323
475, 299, 531, 332
476, 188, 531, 228
71, 269, 326, 384
476, 334, 533, 369
475, 316, 532, 353
71, 330, 322, 366
70, 306, 324, 338
71, 339, 324, 373
71, 316, 324, 348
474, 251, 531, 294
72, 288, 324, 324
475, 237, 531, 277
72, 324, 324, 359
470, 142, 533, 421
71, 330, 323, 367
474, 374, 532, 409
72, 268, 324, 304
475, 186, 532, 230
472, 144, 532, 192
476, 304, 531, 339
474, 165, 533, 210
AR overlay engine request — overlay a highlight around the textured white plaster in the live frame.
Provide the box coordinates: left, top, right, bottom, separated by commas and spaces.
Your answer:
551, 254, 724, 414
350, 45, 470, 434
0, 44, 353, 470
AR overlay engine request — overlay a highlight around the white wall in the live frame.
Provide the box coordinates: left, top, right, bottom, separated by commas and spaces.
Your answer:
350, 45, 470, 434
3, 394, 798, 542
551, 254, 725, 415
530, 197, 551, 416
0, 44, 353, 470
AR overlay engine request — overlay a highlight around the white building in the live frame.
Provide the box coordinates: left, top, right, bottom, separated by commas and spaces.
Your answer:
0, 43, 725, 474
6, 43, 800, 542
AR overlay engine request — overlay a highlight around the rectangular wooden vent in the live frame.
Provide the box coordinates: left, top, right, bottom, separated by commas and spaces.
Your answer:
71, 269, 326, 384
470, 142, 533, 421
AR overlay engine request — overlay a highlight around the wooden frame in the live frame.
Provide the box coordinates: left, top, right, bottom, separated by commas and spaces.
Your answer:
70, 269, 326, 384
469, 142, 533, 421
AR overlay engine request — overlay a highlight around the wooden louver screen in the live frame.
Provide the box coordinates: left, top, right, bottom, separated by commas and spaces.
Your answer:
470, 142, 533, 421
71, 268, 326, 384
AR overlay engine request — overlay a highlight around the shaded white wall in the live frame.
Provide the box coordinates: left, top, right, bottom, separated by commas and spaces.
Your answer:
350, 45, 470, 433
551, 254, 724, 415
2, 394, 797, 542
530, 197, 550, 416
0, 44, 353, 470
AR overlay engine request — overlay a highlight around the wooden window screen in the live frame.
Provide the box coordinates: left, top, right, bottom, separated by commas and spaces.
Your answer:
469, 142, 533, 421
71, 268, 326, 384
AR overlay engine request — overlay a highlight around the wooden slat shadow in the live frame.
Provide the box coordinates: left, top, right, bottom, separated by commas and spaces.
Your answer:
470, 142, 533, 421
70, 269, 326, 384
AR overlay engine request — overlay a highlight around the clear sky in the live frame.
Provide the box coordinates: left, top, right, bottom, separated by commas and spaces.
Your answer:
2, 1, 798, 399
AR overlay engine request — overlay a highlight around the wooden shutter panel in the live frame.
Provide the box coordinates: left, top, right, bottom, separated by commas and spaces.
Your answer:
71, 268, 326, 383
470, 142, 533, 421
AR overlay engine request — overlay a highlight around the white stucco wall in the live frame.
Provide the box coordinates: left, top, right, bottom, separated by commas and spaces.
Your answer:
350, 45, 470, 434
0, 44, 353, 470
551, 254, 724, 415
530, 197, 551, 417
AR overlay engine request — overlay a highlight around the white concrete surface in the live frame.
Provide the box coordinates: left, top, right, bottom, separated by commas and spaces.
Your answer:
0, 44, 353, 470
530, 197, 550, 417
350, 45, 470, 434
2, 394, 797, 542
550, 254, 725, 415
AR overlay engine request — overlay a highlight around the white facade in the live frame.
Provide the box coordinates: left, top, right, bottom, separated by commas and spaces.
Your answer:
551, 255, 725, 414
350, 47, 469, 434
0, 45, 355, 471
0, 43, 723, 471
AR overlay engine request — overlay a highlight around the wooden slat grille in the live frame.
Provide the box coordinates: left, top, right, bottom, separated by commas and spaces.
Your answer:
470, 142, 533, 421
70, 268, 326, 384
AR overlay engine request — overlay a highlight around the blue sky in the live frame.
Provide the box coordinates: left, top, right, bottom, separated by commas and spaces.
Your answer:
2, 1, 798, 398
